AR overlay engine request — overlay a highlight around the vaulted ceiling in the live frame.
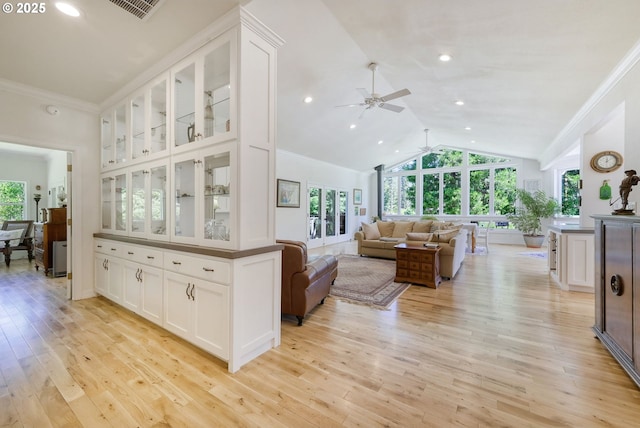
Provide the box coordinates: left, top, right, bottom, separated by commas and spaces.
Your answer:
1, 0, 639, 171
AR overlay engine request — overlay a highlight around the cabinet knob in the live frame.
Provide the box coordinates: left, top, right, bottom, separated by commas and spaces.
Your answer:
611, 274, 624, 296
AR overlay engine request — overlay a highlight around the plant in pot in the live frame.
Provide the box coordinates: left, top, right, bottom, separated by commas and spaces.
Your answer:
506, 188, 560, 248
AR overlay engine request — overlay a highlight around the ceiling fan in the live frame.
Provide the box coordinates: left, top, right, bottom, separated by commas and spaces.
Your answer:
337, 62, 411, 114
418, 129, 443, 154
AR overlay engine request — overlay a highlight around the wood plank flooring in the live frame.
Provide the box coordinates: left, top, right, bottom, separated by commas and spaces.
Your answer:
1, 244, 639, 427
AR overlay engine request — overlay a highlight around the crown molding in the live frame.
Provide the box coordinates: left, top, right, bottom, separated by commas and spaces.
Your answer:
100, 6, 283, 111
546, 38, 640, 157
0, 78, 100, 114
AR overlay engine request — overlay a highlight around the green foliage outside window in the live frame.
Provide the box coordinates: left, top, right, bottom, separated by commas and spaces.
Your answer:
561, 169, 580, 216
443, 171, 461, 214
422, 174, 439, 214
422, 149, 463, 169
0, 180, 26, 221
494, 168, 517, 215
468, 153, 511, 165
469, 170, 490, 215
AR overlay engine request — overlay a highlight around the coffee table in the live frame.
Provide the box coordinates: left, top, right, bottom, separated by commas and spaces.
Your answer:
394, 243, 441, 288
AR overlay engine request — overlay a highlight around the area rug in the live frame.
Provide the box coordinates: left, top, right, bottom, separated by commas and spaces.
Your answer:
518, 251, 547, 259
330, 255, 410, 309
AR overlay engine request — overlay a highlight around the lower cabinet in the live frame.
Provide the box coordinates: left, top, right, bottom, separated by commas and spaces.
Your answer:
94, 235, 282, 373
124, 261, 164, 325
164, 272, 229, 359
593, 216, 640, 388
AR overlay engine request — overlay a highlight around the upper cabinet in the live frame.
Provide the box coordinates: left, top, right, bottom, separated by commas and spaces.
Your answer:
172, 34, 233, 150
98, 7, 283, 250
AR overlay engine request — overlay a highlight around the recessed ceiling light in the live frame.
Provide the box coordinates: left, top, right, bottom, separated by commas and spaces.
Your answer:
439, 54, 452, 62
471, 140, 476, 144
395, 149, 400, 153
303, 96, 313, 103
464, 127, 471, 131
349, 124, 357, 129
378, 140, 384, 145
55, 2, 80, 17
455, 100, 465, 106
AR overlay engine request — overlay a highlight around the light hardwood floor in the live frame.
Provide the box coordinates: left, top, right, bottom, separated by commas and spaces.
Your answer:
1, 244, 639, 427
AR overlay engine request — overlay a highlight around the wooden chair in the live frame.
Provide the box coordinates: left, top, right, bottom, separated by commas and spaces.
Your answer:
1, 220, 35, 267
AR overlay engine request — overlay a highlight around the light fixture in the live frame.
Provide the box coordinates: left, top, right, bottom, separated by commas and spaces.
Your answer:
439, 54, 452, 62
204, 91, 214, 120
378, 140, 384, 145
455, 100, 465, 106
464, 126, 471, 131
471, 140, 476, 144
55, 2, 80, 17
303, 96, 313, 103
349, 124, 357, 129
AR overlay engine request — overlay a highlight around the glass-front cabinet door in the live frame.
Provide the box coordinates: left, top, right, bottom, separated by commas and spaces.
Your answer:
171, 145, 233, 247
171, 34, 233, 150
101, 104, 128, 170
131, 94, 146, 161
130, 161, 169, 240
149, 79, 167, 156
101, 171, 127, 234
203, 152, 230, 242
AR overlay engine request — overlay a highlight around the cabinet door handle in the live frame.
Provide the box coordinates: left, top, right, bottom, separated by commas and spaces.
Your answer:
202, 267, 215, 272
111, 248, 117, 251
172, 261, 182, 265
147, 256, 155, 260
189, 284, 195, 300
186, 283, 191, 299
97, 245, 103, 248
128, 251, 134, 255
611, 274, 623, 296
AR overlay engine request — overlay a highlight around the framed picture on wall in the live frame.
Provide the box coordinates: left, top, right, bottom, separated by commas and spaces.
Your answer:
353, 188, 362, 205
277, 179, 300, 208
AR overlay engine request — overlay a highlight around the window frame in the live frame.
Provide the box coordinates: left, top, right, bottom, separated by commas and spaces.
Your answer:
0, 180, 27, 221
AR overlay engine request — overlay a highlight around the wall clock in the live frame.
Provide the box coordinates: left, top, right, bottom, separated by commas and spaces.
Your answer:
590, 150, 623, 173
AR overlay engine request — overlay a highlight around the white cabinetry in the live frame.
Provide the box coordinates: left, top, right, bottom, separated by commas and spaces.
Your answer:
164, 271, 229, 359
548, 225, 594, 292
94, 7, 283, 372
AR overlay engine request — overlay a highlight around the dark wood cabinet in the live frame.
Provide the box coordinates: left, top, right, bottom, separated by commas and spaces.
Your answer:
394, 243, 441, 288
34, 208, 67, 276
593, 215, 640, 387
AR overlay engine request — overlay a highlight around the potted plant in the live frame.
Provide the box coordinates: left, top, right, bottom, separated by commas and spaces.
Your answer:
506, 188, 560, 248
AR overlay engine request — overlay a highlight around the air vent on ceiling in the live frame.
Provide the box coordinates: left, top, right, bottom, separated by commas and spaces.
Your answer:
108, 0, 166, 21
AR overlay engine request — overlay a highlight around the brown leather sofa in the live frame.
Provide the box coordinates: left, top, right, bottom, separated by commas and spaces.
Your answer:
277, 240, 338, 326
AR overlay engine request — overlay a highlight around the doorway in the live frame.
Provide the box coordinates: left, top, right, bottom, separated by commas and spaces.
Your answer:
307, 185, 349, 249
0, 142, 72, 297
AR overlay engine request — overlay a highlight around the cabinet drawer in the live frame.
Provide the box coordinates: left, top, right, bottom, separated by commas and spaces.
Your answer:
123, 245, 164, 267
164, 252, 231, 285
95, 239, 124, 257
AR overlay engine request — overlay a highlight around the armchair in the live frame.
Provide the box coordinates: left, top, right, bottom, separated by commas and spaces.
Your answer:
1, 220, 35, 266
277, 240, 338, 326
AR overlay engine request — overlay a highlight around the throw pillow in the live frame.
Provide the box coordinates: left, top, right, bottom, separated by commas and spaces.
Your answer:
430, 221, 450, 232
376, 221, 395, 237
379, 237, 401, 242
433, 229, 458, 243
412, 221, 432, 233
406, 232, 433, 242
361, 222, 381, 240
392, 221, 415, 238
0, 228, 24, 246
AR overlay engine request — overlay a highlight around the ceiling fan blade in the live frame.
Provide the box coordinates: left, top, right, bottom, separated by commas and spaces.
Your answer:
380, 88, 411, 102
357, 88, 371, 98
335, 103, 364, 108
379, 103, 404, 113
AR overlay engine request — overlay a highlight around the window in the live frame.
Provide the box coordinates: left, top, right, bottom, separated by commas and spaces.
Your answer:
384, 149, 518, 218
0, 180, 27, 220
561, 169, 580, 216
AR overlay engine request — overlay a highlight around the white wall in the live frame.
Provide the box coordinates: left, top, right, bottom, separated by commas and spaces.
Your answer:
46, 150, 68, 208
0, 82, 99, 300
541, 42, 640, 224
275, 150, 369, 242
